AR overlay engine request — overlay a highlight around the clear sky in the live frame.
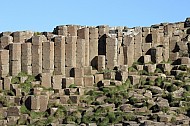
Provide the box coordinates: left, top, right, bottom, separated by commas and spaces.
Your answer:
0, 0, 189, 32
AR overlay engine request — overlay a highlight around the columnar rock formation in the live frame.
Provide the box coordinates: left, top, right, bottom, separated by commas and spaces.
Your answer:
0, 18, 190, 125
0, 18, 190, 80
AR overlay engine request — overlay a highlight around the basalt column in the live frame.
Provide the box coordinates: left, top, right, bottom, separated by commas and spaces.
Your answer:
0, 35, 13, 49
76, 39, 85, 68
77, 27, 89, 66
0, 50, 9, 77
9, 43, 21, 76
53, 25, 67, 36
42, 41, 54, 74
89, 27, 98, 68
123, 35, 134, 67
32, 35, 47, 76
21, 43, 32, 75
117, 27, 125, 66
65, 36, 77, 77
106, 35, 118, 70
98, 25, 109, 55
134, 27, 143, 62
54, 36, 65, 76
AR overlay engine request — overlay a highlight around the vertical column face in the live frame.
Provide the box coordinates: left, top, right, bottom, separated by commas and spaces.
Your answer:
123, 35, 134, 67
150, 47, 163, 63
65, 36, 77, 67
42, 41, 54, 73
98, 55, 105, 71
142, 27, 151, 43
151, 28, 160, 47
9, 43, 21, 76
39, 95, 48, 112
13, 31, 25, 43
54, 36, 65, 75
106, 35, 118, 70
76, 39, 85, 68
32, 35, 46, 76
164, 24, 173, 36
30, 96, 40, 110
32, 45, 42, 76
117, 28, 124, 65
73, 67, 84, 78
41, 73, 51, 88
54, 25, 67, 36
98, 25, 109, 55
134, 27, 142, 61
156, 47, 163, 63
89, 27, 98, 67
163, 37, 169, 62
0, 50, 9, 77
32, 35, 47, 46
67, 25, 78, 36
83, 75, 94, 87
169, 36, 180, 61
52, 75, 62, 89
3, 76, 12, 90
21, 43, 32, 75
118, 46, 124, 65
78, 27, 89, 39
9, 43, 21, 61
0, 36, 13, 49
98, 25, 109, 37
78, 27, 89, 66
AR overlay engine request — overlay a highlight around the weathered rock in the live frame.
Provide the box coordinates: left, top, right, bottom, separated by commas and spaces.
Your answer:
7, 106, 20, 116
150, 86, 163, 94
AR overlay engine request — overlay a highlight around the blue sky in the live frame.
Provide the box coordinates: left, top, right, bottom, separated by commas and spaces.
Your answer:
0, 0, 189, 32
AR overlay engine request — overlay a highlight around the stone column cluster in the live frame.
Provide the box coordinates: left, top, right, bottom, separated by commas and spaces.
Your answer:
0, 18, 189, 89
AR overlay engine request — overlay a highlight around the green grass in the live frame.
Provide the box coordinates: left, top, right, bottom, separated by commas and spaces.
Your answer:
54, 105, 67, 119
11, 77, 20, 84
69, 84, 77, 88
18, 72, 28, 77
20, 104, 30, 114
30, 111, 47, 119
19, 83, 32, 94
25, 75, 35, 83
128, 66, 137, 72
155, 68, 163, 73
34, 32, 42, 36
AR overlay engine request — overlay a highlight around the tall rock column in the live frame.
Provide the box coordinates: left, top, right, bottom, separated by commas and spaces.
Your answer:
151, 28, 161, 47
169, 36, 180, 61
134, 27, 142, 61
21, 43, 32, 75
54, 36, 65, 76
65, 36, 77, 67
98, 25, 109, 55
76, 39, 85, 68
32, 35, 47, 76
0, 36, 13, 49
123, 35, 134, 67
0, 50, 9, 77
106, 35, 118, 70
117, 27, 125, 66
42, 41, 54, 74
77, 27, 89, 66
89, 27, 98, 67
142, 27, 151, 44
9, 43, 21, 76
13, 31, 25, 43
53, 25, 67, 36
163, 36, 170, 62
164, 24, 173, 37
67, 25, 78, 36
